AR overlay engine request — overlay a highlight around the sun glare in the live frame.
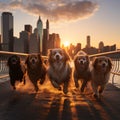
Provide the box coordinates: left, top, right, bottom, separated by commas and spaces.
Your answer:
63, 41, 70, 47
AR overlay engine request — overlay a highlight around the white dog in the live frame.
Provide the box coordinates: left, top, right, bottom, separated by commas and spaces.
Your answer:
47, 48, 72, 94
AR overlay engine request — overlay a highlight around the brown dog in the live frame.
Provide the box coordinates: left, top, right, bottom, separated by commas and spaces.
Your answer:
91, 56, 112, 98
25, 54, 46, 92
74, 50, 91, 92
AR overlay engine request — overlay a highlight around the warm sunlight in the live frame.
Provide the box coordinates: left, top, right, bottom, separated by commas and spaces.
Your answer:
63, 41, 70, 47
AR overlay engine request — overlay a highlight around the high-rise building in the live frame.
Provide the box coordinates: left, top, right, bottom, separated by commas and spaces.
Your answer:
25, 24, 32, 34
99, 41, 104, 52
48, 33, 61, 49
86, 35, 91, 48
20, 31, 30, 53
1, 12, 14, 51
37, 16, 43, 53
29, 28, 39, 53
42, 19, 49, 55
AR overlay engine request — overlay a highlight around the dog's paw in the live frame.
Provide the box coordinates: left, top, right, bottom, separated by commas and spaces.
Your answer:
40, 79, 45, 85
58, 86, 62, 91
75, 83, 79, 88
13, 86, 16, 90
80, 87, 84, 93
35, 86, 39, 92
93, 93, 101, 100
23, 79, 26, 85
63, 88, 68, 94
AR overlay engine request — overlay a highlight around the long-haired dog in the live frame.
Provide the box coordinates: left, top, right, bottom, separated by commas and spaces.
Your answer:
7, 55, 26, 90
74, 50, 91, 92
91, 56, 112, 98
25, 54, 46, 92
47, 48, 72, 94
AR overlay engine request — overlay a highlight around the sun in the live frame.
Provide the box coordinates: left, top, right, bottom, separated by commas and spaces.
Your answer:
63, 41, 70, 47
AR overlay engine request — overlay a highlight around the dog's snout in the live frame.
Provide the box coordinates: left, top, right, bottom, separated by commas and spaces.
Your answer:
56, 55, 60, 60
102, 63, 106, 67
12, 59, 17, 64
32, 59, 35, 64
12, 59, 16, 62
80, 60, 84, 64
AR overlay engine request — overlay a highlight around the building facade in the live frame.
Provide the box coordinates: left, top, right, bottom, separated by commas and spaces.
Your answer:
37, 16, 43, 53
29, 28, 39, 53
1, 12, 14, 51
42, 19, 49, 55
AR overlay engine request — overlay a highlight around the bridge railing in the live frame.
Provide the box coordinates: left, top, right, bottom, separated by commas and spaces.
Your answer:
89, 50, 120, 84
0, 51, 28, 79
0, 50, 120, 84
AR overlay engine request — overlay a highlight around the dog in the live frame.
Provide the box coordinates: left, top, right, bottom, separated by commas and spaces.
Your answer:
91, 56, 112, 98
47, 48, 72, 94
73, 50, 91, 92
7, 55, 26, 90
25, 54, 46, 92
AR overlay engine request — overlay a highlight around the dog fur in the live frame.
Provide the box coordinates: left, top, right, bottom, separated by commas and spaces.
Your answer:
91, 56, 112, 98
47, 48, 72, 94
7, 55, 26, 90
73, 50, 91, 92
25, 54, 46, 92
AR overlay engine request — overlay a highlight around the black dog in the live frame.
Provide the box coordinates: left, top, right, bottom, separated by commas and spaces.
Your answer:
7, 55, 26, 90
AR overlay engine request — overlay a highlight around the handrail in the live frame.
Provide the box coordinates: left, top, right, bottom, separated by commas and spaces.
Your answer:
89, 50, 120, 58
89, 50, 120, 84
0, 50, 120, 84
0, 51, 28, 56
0, 51, 48, 79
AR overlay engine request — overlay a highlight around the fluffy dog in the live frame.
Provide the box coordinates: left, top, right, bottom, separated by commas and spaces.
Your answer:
25, 54, 46, 92
47, 48, 72, 94
74, 50, 91, 92
91, 56, 112, 98
7, 55, 26, 90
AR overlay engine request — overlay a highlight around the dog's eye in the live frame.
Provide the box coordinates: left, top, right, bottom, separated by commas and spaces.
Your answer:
59, 51, 63, 55
83, 58, 86, 60
104, 59, 108, 63
53, 51, 56, 55
34, 56, 38, 59
98, 60, 102, 63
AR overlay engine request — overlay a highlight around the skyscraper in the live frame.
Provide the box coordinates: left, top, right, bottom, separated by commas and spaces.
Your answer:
37, 16, 43, 53
1, 12, 14, 51
25, 24, 32, 34
42, 19, 49, 55
86, 35, 91, 48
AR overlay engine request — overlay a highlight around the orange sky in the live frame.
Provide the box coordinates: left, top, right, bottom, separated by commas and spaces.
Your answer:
0, 0, 120, 49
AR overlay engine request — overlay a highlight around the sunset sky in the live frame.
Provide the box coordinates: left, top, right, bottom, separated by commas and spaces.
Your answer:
0, 0, 120, 49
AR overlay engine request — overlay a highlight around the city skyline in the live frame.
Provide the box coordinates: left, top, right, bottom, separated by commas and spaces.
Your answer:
0, 0, 120, 49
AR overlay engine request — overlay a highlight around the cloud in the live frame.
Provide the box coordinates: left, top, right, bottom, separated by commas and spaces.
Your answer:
0, 0, 99, 21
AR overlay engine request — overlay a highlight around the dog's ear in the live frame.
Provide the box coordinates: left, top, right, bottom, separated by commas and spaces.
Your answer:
107, 57, 112, 71
73, 55, 77, 63
7, 56, 11, 66
48, 49, 52, 56
25, 55, 29, 65
48, 49, 53, 64
37, 54, 43, 64
86, 55, 90, 63
63, 49, 70, 61
92, 57, 98, 69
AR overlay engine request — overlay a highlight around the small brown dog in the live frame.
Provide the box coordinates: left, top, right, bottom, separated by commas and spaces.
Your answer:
25, 54, 46, 92
74, 50, 91, 92
91, 56, 112, 98
47, 48, 72, 94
